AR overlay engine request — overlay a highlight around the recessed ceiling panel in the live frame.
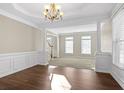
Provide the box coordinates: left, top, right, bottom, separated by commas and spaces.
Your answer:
0, 3, 116, 29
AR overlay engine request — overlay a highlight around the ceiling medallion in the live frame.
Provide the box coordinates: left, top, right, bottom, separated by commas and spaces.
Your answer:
43, 3, 64, 22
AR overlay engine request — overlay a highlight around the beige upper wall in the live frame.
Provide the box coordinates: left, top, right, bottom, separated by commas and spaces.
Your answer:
0, 15, 44, 53
101, 19, 112, 52
34, 28, 45, 51
0, 14, 112, 54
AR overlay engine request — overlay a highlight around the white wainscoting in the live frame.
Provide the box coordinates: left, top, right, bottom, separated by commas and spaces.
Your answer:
0, 51, 46, 78
111, 65, 124, 89
95, 52, 112, 73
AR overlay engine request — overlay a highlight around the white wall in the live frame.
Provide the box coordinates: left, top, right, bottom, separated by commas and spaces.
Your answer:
110, 4, 124, 89
59, 32, 97, 59
95, 52, 112, 73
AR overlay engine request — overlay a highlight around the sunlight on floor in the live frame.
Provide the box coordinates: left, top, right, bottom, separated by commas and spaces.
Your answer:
49, 73, 71, 90
49, 65, 58, 69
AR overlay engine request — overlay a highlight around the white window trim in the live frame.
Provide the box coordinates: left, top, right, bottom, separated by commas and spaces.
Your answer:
81, 36, 91, 55
112, 9, 124, 69
64, 36, 74, 54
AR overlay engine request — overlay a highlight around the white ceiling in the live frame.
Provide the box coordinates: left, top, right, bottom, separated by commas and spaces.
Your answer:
0, 3, 116, 33
47, 24, 97, 34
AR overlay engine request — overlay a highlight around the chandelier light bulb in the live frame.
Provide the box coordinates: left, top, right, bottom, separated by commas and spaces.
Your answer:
55, 5, 61, 10
60, 12, 64, 16
43, 12, 47, 15
44, 5, 50, 10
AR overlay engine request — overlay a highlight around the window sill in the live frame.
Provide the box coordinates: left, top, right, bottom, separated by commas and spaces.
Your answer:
64, 53, 73, 54
81, 54, 91, 55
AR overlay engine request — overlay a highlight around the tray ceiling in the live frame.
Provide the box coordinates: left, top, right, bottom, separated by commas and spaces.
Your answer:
0, 3, 116, 29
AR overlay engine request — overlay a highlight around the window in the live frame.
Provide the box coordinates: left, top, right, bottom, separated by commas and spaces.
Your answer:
47, 37, 52, 42
65, 37, 73, 54
47, 37, 53, 46
81, 36, 91, 54
113, 9, 124, 68
118, 23, 124, 66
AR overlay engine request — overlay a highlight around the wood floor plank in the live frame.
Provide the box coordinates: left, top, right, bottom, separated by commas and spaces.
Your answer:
0, 65, 122, 90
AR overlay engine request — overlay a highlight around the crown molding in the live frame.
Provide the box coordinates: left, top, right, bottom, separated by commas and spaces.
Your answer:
111, 3, 124, 19
0, 9, 44, 31
12, 4, 40, 18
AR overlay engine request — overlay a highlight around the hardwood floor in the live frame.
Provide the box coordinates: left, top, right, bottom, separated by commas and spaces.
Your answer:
0, 65, 122, 90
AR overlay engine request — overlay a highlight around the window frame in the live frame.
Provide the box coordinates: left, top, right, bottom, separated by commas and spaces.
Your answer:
112, 9, 124, 69
81, 35, 92, 55
64, 36, 74, 54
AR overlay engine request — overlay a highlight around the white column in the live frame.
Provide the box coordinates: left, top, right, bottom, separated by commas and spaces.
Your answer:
95, 21, 111, 73
97, 22, 101, 53
44, 28, 49, 65
39, 28, 49, 65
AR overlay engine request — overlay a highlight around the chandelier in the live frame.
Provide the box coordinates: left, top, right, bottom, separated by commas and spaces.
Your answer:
43, 3, 64, 22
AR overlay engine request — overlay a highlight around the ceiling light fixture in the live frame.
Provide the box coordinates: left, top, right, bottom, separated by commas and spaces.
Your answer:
43, 3, 64, 22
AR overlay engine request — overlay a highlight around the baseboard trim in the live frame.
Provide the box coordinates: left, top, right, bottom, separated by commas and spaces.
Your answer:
39, 63, 49, 66
111, 72, 124, 89
0, 64, 38, 78
95, 70, 110, 73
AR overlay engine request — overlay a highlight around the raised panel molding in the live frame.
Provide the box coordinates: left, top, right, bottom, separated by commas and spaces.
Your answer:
95, 52, 112, 73
111, 65, 124, 89
13, 55, 27, 72
0, 51, 46, 78
0, 56, 11, 77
